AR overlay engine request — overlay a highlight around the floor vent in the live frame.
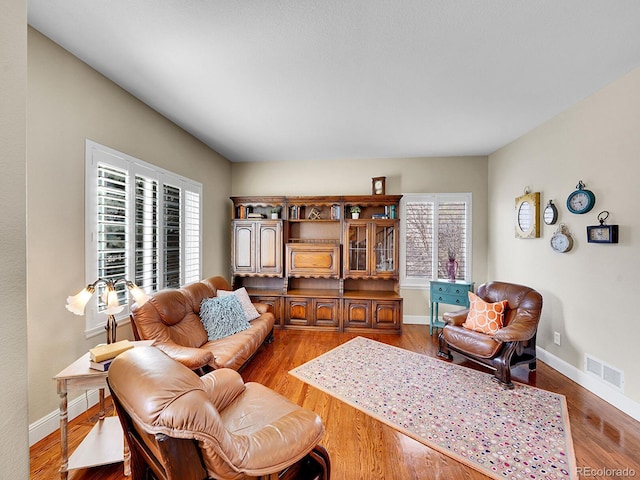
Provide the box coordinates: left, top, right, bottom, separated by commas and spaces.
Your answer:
584, 354, 624, 392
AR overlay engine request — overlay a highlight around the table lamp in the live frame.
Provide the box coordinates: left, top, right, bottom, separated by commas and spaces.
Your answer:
66, 278, 148, 343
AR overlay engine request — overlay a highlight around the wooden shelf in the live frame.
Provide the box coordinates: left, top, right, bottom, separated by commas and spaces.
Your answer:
68, 416, 124, 470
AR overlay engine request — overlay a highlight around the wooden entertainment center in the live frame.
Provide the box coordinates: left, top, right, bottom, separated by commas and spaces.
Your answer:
230, 195, 403, 333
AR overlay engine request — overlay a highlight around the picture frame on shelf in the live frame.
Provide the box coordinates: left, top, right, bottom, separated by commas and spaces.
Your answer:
372, 177, 386, 195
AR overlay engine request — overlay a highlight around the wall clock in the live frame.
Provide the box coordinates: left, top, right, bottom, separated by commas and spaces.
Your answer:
543, 200, 558, 225
550, 224, 573, 253
515, 190, 540, 239
566, 180, 596, 214
587, 211, 619, 244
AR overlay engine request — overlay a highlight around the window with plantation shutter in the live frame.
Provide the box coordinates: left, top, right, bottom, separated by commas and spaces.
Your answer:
163, 184, 181, 289
135, 174, 158, 293
184, 190, 201, 284
85, 140, 202, 337
400, 193, 472, 288
97, 165, 128, 309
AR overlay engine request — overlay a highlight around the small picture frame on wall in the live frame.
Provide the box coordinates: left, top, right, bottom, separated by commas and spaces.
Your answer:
372, 177, 386, 195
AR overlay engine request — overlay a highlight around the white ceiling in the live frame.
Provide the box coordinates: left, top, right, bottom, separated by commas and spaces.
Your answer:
28, 1, 640, 163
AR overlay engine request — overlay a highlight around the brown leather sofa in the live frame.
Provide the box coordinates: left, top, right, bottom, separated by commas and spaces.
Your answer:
108, 346, 330, 480
130, 276, 275, 372
437, 281, 543, 388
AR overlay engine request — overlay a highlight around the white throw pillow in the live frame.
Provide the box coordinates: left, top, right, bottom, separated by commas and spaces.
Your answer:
217, 287, 260, 321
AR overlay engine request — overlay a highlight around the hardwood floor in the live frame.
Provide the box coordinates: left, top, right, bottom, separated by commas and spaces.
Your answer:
31, 325, 640, 479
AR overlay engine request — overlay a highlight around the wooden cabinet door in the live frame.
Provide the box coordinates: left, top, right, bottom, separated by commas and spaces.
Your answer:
251, 295, 282, 326
285, 243, 340, 277
232, 221, 256, 274
232, 220, 282, 276
313, 299, 340, 328
256, 221, 282, 275
372, 300, 402, 331
284, 297, 312, 327
342, 299, 371, 329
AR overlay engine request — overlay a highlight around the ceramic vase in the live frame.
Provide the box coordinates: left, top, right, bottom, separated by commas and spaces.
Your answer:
447, 259, 457, 282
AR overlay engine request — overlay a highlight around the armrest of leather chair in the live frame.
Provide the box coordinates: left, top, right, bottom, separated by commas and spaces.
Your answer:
154, 342, 214, 370
200, 368, 246, 411
493, 310, 539, 342
442, 308, 469, 326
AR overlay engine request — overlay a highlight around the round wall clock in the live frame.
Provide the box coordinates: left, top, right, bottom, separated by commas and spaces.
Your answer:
550, 224, 573, 253
543, 200, 558, 225
566, 180, 595, 214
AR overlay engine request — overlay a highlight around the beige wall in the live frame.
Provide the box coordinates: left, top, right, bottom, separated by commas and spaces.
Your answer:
231, 156, 489, 316
27, 28, 232, 422
489, 66, 640, 403
1, 0, 29, 476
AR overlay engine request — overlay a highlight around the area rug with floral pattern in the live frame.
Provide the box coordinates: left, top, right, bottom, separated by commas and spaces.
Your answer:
289, 336, 577, 480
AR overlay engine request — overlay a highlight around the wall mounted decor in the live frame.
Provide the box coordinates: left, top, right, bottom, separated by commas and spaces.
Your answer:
587, 211, 619, 244
550, 224, 574, 253
566, 180, 596, 214
543, 200, 558, 225
515, 189, 540, 239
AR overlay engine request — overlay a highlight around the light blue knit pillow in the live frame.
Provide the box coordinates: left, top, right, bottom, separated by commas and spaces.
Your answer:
200, 294, 250, 341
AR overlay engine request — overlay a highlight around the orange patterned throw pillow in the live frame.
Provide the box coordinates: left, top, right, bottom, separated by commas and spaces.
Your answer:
462, 292, 507, 335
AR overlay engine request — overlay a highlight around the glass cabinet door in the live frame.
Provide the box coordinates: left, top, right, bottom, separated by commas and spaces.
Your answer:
346, 222, 369, 275
374, 223, 396, 275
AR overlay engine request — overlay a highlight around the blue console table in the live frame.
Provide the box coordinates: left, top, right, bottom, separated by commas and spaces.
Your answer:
429, 279, 474, 335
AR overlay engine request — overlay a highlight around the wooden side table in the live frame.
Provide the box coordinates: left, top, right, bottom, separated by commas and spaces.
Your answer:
54, 340, 154, 479
429, 280, 474, 335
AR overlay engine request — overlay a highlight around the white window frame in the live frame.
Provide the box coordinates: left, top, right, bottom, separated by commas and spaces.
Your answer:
400, 193, 472, 289
84, 140, 202, 337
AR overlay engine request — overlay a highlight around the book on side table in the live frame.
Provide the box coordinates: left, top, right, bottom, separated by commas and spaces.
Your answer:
89, 359, 113, 371
89, 339, 134, 363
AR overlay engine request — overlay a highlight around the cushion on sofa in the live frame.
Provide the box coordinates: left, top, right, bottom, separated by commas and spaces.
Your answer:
217, 287, 260, 321
200, 295, 250, 341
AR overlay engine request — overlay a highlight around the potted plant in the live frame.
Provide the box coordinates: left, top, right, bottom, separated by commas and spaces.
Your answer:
350, 206, 361, 219
270, 208, 279, 219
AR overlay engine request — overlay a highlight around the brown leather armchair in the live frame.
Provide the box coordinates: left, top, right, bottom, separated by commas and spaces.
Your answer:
437, 281, 543, 388
108, 346, 330, 480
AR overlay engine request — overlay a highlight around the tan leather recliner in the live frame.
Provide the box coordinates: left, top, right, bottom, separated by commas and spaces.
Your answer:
437, 281, 543, 388
108, 346, 330, 480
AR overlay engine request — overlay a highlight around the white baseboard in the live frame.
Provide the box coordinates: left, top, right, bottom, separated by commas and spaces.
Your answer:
403, 314, 429, 325
537, 347, 640, 422
29, 389, 103, 447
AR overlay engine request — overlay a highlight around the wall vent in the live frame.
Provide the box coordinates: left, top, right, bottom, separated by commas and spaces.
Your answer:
584, 354, 624, 392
